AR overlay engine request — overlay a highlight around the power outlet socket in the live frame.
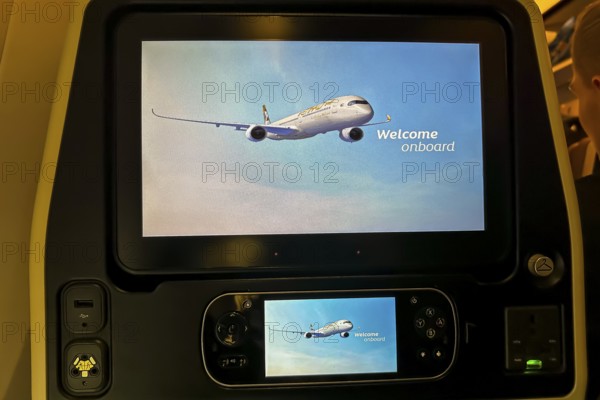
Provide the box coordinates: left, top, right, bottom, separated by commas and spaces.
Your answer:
505, 306, 562, 371
64, 341, 108, 394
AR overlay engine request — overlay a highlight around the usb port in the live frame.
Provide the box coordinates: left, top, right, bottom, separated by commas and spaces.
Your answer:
64, 283, 105, 334
74, 299, 94, 308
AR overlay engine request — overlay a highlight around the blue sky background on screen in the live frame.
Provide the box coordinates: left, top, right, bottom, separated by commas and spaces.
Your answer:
141, 41, 484, 236
264, 297, 397, 376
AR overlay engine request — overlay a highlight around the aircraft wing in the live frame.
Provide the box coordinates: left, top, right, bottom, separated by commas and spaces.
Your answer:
268, 327, 306, 334
359, 114, 392, 127
261, 125, 299, 135
151, 109, 298, 135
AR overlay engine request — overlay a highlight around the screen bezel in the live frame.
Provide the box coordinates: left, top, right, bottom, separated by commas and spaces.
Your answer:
113, 12, 513, 276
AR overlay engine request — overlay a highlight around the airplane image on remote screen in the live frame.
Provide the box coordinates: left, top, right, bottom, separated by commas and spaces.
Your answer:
270, 319, 354, 339
152, 95, 391, 142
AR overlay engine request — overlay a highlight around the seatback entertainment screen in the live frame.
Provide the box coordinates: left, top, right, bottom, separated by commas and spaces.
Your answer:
142, 41, 484, 237
264, 297, 398, 377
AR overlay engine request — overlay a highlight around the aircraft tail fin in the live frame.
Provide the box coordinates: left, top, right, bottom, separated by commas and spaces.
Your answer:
262, 104, 271, 125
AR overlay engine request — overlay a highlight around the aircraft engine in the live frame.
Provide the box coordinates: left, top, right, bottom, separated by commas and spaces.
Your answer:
303, 332, 313, 339
340, 332, 350, 338
245, 125, 267, 142
339, 127, 364, 142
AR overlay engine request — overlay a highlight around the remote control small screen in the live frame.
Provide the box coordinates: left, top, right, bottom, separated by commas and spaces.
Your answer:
263, 297, 397, 377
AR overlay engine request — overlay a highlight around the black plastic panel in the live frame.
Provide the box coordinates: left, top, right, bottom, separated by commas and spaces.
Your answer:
43, 0, 576, 399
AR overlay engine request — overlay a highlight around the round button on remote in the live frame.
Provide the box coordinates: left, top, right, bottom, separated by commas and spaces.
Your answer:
215, 312, 248, 347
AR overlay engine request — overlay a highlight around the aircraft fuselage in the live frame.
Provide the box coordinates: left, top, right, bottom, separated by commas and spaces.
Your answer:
268, 95, 374, 140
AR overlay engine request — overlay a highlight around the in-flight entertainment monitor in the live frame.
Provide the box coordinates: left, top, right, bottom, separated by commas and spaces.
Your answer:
114, 14, 512, 276
142, 41, 484, 237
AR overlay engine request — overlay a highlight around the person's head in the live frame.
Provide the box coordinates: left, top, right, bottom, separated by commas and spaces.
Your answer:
570, 1, 600, 152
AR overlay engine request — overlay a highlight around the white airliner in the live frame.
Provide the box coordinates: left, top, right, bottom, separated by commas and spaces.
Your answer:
151, 95, 391, 142
271, 320, 354, 339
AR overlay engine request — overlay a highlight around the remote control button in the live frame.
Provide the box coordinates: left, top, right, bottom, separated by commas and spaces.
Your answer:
417, 349, 429, 360
433, 348, 445, 360
238, 355, 248, 367
414, 306, 449, 337
218, 355, 248, 369
219, 357, 229, 368
216, 312, 248, 347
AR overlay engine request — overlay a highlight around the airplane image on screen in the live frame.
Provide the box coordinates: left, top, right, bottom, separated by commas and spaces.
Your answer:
151, 95, 391, 142
271, 320, 354, 339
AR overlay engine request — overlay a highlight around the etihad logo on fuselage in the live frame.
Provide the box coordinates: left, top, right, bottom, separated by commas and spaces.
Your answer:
297, 99, 338, 118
